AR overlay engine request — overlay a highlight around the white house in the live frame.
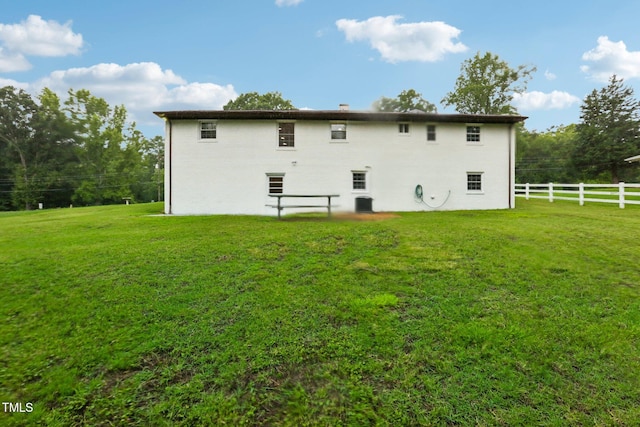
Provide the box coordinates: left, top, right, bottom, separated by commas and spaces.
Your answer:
154, 108, 526, 216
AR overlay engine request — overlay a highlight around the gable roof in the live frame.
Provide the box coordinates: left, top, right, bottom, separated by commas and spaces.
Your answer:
154, 109, 527, 124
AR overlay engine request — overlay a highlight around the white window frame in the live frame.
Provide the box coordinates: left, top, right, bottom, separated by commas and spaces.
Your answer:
466, 125, 481, 143
267, 173, 285, 194
352, 170, 367, 192
398, 123, 410, 135
331, 123, 347, 142
199, 120, 217, 141
466, 172, 484, 193
426, 124, 436, 142
278, 122, 295, 148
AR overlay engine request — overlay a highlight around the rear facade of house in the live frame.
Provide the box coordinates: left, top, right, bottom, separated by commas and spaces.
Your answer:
155, 108, 525, 216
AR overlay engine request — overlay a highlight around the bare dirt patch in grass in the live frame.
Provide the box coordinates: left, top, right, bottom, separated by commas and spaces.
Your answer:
280, 211, 400, 222
333, 212, 401, 221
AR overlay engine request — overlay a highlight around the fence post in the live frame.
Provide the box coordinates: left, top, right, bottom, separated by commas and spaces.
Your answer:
619, 182, 625, 209
525, 183, 530, 200
579, 182, 584, 206
549, 182, 554, 203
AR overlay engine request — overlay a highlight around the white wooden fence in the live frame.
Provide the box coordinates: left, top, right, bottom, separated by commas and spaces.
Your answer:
515, 182, 640, 208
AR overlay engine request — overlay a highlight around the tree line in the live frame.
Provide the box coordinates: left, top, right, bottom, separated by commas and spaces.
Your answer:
0, 87, 163, 211
517, 75, 640, 184
3, 52, 640, 210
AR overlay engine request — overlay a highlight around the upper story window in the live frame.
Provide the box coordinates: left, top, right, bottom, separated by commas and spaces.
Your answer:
399, 123, 410, 134
199, 121, 217, 140
331, 123, 347, 140
278, 122, 295, 147
466, 126, 481, 142
427, 125, 436, 141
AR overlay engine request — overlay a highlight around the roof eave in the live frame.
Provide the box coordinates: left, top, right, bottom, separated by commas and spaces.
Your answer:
153, 110, 527, 124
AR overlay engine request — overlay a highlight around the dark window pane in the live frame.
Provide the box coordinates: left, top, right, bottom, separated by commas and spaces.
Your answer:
427, 125, 436, 141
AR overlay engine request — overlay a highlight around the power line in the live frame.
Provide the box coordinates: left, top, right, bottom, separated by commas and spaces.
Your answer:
0, 171, 162, 185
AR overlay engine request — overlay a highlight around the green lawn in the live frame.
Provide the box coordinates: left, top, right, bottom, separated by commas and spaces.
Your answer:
1, 200, 639, 426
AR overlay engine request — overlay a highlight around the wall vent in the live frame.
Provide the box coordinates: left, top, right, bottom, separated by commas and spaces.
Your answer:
355, 197, 373, 213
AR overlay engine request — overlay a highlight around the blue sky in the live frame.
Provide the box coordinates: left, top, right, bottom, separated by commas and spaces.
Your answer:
2, 0, 640, 137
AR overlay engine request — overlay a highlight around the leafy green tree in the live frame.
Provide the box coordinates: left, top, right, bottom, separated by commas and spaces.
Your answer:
144, 135, 165, 202
0, 87, 78, 209
223, 91, 295, 110
0, 86, 40, 209
516, 125, 579, 183
64, 89, 145, 205
574, 75, 640, 183
0, 139, 12, 210
125, 130, 164, 203
34, 88, 79, 208
372, 89, 437, 113
0, 85, 162, 210
65, 89, 115, 205
441, 52, 536, 115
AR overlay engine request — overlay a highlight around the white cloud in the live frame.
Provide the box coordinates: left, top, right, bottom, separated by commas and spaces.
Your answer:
0, 76, 28, 89
0, 15, 84, 72
512, 91, 580, 111
336, 15, 467, 63
275, 0, 303, 7
544, 69, 557, 81
164, 82, 238, 110
581, 36, 640, 82
0, 47, 30, 72
34, 62, 236, 124
0, 14, 83, 56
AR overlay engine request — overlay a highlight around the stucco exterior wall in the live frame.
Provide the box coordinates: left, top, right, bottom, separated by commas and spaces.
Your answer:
164, 118, 515, 215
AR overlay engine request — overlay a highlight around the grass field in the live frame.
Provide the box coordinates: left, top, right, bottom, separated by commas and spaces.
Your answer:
1, 200, 639, 426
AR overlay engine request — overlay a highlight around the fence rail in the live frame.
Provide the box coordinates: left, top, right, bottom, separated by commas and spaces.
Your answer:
515, 182, 640, 208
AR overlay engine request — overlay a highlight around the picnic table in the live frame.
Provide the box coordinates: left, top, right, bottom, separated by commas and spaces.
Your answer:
267, 194, 340, 219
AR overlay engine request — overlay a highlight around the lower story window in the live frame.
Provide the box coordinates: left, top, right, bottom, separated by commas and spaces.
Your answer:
467, 173, 483, 191
352, 171, 367, 190
268, 175, 284, 194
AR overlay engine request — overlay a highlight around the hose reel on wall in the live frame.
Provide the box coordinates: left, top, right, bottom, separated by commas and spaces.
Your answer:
415, 184, 451, 209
